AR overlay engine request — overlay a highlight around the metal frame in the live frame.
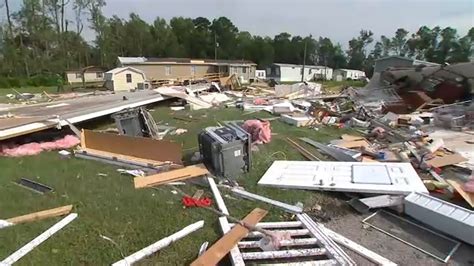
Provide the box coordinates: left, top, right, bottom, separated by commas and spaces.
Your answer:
362, 210, 461, 263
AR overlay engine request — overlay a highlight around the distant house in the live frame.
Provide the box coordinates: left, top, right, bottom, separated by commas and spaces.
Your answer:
104, 67, 149, 91
118, 57, 257, 84
333, 69, 366, 81
256, 70, 266, 80
266, 63, 333, 82
374, 56, 440, 73
65, 67, 105, 84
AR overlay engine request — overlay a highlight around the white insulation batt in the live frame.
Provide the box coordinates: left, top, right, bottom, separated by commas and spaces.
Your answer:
258, 161, 428, 195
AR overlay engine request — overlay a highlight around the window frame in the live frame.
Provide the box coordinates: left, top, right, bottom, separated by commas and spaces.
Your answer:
126, 73, 132, 83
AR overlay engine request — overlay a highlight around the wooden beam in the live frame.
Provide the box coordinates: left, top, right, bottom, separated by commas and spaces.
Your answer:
134, 164, 209, 188
322, 226, 397, 266
231, 188, 303, 214
1, 213, 77, 265
190, 208, 268, 266
6, 205, 73, 225
112, 220, 204, 266
446, 179, 474, 208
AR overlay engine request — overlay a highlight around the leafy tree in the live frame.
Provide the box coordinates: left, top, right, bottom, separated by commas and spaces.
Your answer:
347, 30, 373, 71
391, 28, 409, 56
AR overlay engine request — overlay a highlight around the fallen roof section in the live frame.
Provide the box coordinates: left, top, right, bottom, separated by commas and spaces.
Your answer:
258, 161, 428, 195
0, 91, 168, 141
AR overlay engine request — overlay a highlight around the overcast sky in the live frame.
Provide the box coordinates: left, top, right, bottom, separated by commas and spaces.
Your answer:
8, 0, 474, 46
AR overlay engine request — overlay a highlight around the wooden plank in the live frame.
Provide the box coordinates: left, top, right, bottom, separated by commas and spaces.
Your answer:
81, 148, 167, 166
208, 177, 229, 215
238, 238, 318, 249
112, 221, 204, 266
6, 205, 73, 225
241, 248, 327, 260
426, 154, 468, 168
1, 213, 77, 265
82, 129, 182, 164
341, 134, 365, 141
230, 221, 302, 229
446, 179, 474, 208
219, 217, 245, 266
134, 164, 209, 188
246, 229, 310, 238
231, 188, 303, 214
322, 226, 397, 266
191, 208, 268, 266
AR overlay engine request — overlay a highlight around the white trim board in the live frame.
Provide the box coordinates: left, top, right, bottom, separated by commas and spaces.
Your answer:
258, 161, 428, 195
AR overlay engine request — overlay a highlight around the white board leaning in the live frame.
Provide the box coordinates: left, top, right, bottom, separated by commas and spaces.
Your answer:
258, 161, 428, 195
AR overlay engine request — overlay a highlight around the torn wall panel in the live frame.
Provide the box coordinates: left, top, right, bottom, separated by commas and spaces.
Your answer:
81, 130, 182, 165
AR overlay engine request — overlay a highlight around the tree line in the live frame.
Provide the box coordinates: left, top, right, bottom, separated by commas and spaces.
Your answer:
0, 0, 473, 86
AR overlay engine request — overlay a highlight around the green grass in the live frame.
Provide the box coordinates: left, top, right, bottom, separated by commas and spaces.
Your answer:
0, 105, 353, 265
0, 86, 102, 104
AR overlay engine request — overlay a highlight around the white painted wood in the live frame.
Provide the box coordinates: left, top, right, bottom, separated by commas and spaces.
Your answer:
219, 217, 245, 266
298, 214, 355, 266
231, 188, 303, 214
230, 221, 303, 229
207, 177, 229, 215
241, 248, 327, 260
112, 220, 204, 266
239, 238, 319, 248
246, 229, 310, 238
359, 195, 404, 209
1, 213, 78, 265
322, 226, 397, 266
198, 242, 208, 256
258, 261, 337, 266
258, 161, 428, 195
0, 220, 13, 230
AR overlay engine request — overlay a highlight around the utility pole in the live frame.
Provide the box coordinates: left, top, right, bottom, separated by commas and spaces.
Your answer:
301, 38, 307, 82
214, 33, 218, 61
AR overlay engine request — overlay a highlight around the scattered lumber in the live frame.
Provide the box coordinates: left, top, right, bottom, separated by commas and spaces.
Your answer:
231, 188, 302, 214
112, 220, 205, 266
1, 213, 78, 265
134, 164, 209, 188
190, 208, 268, 266
5, 205, 73, 226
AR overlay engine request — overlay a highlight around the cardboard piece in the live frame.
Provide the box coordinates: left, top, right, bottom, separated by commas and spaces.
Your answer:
337, 140, 370, 149
81, 130, 182, 165
446, 179, 474, 208
191, 208, 268, 266
134, 164, 209, 188
426, 153, 468, 168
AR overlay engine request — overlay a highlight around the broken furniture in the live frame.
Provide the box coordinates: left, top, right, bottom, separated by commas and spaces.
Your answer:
258, 161, 429, 195
198, 122, 251, 178
75, 130, 182, 170
404, 192, 474, 245
207, 178, 355, 265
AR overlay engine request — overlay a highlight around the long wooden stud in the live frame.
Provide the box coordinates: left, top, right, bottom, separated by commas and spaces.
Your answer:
6, 205, 73, 225
112, 220, 204, 266
1, 213, 78, 265
322, 227, 397, 266
134, 164, 209, 188
191, 208, 268, 266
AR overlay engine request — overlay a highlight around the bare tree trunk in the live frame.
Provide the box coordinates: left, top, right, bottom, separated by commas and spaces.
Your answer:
4, 0, 13, 36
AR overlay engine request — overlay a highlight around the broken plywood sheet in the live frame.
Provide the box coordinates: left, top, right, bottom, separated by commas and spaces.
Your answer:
258, 161, 428, 195
81, 130, 182, 165
134, 164, 209, 188
426, 153, 468, 168
191, 208, 268, 266
446, 179, 474, 208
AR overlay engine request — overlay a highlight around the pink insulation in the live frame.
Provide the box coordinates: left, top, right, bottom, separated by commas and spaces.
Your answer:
0, 135, 80, 157
242, 120, 271, 144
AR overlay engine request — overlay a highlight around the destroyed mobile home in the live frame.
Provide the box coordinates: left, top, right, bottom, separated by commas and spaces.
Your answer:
0, 61, 473, 265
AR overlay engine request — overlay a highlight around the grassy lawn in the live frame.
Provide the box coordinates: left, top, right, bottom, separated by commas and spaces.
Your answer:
0, 104, 353, 265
